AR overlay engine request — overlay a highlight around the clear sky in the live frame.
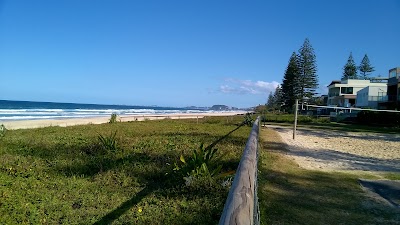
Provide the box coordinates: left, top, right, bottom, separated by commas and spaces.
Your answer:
0, 0, 399, 108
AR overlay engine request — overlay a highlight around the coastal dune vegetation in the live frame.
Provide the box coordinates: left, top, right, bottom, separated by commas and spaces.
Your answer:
0, 116, 251, 224
1, 114, 399, 224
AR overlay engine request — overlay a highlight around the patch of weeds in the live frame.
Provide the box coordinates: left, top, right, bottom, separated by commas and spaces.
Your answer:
0, 124, 7, 138
109, 113, 118, 123
173, 143, 235, 189
243, 112, 254, 126
98, 131, 118, 151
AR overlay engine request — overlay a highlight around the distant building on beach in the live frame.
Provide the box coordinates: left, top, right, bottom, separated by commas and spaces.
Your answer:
327, 67, 400, 110
327, 79, 386, 108
378, 67, 400, 110
356, 86, 387, 108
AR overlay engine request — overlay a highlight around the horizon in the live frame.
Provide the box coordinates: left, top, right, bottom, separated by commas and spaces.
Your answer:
1, 1, 399, 108
0, 99, 248, 109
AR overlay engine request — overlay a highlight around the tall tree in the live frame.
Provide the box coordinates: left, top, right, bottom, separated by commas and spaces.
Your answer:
297, 38, 318, 104
266, 86, 283, 111
281, 52, 301, 112
359, 54, 375, 79
266, 91, 274, 109
342, 52, 358, 79
273, 85, 283, 110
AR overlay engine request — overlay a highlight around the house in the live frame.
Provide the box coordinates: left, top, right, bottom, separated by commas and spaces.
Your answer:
378, 67, 400, 109
356, 86, 387, 108
327, 79, 386, 107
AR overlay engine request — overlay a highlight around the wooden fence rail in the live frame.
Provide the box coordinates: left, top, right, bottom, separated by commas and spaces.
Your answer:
219, 116, 260, 225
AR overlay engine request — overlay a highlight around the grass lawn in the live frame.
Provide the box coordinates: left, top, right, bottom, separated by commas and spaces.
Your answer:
258, 128, 400, 225
0, 117, 251, 224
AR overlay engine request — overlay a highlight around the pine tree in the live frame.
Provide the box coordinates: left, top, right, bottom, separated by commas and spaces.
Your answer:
298, 38, 318, 104
281, 52, 301, 112
266, 91, 274, 109
359, 54, 375, 80
273, 85, 283, 110
342, 52, 358, 79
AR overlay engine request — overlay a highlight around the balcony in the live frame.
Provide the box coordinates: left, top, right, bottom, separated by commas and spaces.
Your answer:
378, 95, 398, 102
328, 92, 339, 97
369, 96, 387, 102
388, 77, 400, 85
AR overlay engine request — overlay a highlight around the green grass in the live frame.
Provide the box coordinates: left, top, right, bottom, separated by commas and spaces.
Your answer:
258, 128, 400, 225
0, 117, 250, 224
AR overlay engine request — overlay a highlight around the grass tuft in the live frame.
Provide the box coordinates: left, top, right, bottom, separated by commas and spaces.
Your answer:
98, 131, 118, 151
109, 113, 118, 123
0, 124, 6, 137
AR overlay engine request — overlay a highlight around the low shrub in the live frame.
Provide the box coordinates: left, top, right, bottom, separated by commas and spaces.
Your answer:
174, 143, 222, 181
109, 113, 118, 123
98, 131, 118, 151
243, 112, 254, 126
0, 124, 6, 138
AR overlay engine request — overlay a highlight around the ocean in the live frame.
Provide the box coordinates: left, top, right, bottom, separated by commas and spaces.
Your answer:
0, 100, 210, 121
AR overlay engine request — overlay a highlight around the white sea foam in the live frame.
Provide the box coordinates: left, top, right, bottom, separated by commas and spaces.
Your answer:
0, 100, 250, 122
0, 107, 246, 121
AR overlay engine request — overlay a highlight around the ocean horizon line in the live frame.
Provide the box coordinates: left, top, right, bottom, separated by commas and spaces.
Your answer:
0, 99, 191, 110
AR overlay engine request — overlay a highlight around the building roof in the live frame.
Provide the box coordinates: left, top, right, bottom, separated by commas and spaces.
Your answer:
327, 80, 341, 87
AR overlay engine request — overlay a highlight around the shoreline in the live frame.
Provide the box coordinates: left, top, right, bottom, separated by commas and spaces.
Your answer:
1, 112, 246, 130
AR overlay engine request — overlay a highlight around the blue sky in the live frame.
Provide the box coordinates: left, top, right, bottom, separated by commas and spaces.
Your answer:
0, 0, 399, 108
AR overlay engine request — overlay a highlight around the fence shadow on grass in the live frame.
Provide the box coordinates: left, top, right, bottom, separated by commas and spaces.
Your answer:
93, 184, 158, 225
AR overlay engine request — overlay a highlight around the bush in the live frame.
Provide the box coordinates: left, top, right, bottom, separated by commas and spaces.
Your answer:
0, 124, 6, 138
109, 113, 118, 123
243, 113, 254, 126
98, 131, 118, 151
174, 143, 222, 180
173, 141, 237, 189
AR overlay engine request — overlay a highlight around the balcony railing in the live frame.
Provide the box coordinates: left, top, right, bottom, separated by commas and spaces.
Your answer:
328, 93, 339, 97
378, 95, 399, 102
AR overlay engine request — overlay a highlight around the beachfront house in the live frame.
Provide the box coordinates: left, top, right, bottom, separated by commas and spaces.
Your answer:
378, 67, 400, 109
327, 79, 386, 107
356, 86, 387, 108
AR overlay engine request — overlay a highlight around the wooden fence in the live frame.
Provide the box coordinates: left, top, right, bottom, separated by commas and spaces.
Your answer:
219, 116, 260, 225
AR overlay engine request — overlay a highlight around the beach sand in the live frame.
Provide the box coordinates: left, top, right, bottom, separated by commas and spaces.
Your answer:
266, 125, 400, 173
1, 112, 245, 130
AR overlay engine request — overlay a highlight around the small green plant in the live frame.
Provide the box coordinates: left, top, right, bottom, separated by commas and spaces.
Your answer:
174, 143, 223, 182
0, 124, 7, 138
243, 112, 254, 126
98, 131, 117, 151
109, 113, 118, 123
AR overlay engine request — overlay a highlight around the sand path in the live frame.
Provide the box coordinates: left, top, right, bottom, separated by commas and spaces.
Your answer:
267, 125, 400, 173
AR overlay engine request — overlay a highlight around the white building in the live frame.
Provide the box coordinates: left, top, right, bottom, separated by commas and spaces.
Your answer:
356, 86, 387, 108
327, 79, 386, 107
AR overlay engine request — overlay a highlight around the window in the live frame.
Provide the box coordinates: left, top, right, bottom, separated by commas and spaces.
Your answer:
390, 70, 397, 78
341, 87, 353, 94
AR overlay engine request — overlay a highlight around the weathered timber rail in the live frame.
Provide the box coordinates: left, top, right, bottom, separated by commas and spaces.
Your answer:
219, 116, 260, 225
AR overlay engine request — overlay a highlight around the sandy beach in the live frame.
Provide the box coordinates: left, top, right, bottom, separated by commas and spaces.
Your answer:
267, 125, 400, 173
1, 112, 245, 130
